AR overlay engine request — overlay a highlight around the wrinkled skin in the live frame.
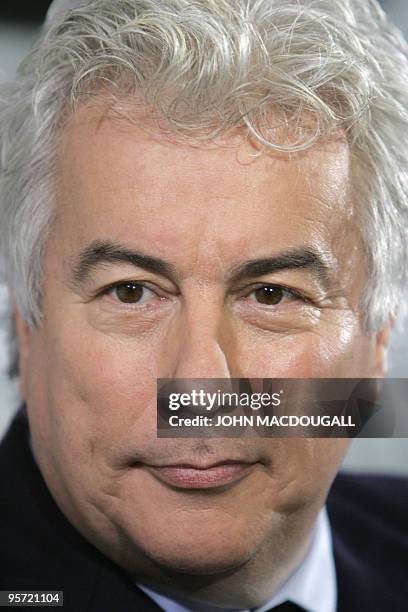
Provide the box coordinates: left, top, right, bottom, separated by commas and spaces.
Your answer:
15, 105, 389, 608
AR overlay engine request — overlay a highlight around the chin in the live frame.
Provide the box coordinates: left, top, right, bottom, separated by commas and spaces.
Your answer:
142, 543, 255, 576
117, 517, 264, 576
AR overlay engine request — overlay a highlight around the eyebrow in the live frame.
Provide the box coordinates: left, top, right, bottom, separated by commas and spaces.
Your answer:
230, 248, 331, 286
70, 239, 331, 288
71, 239, 177, 285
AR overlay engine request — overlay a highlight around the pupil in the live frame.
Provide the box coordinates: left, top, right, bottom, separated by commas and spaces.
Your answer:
255, 286, 283, 305
116, 283, 144, 303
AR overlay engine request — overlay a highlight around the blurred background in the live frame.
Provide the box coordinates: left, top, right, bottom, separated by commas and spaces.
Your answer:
0, 0, 407, 474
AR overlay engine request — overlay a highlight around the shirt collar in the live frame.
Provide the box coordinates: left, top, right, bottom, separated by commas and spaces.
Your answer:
136, 507, 337, 612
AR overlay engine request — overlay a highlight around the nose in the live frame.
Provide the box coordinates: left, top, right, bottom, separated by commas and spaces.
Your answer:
169, 297, 236, 381
173, 330, 233, 381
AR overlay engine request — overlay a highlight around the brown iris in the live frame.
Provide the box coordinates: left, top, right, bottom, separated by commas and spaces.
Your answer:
115, 283, 144, 303
254, 286, 284, 305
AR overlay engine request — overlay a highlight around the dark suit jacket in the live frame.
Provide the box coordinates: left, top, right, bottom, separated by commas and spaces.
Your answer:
1, 407, 407, 611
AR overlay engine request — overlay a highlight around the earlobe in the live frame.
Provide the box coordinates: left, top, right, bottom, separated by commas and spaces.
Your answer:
14, 308, 32, 400
374, 318, 394, 378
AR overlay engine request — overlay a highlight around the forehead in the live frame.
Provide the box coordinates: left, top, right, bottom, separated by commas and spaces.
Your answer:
54, 102, 356, 275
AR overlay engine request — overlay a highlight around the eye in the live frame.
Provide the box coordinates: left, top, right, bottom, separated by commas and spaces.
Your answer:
102, 282, 161, 305
245, 284, 305, 306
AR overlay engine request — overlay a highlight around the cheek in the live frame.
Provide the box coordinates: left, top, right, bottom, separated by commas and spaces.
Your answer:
233, 313, 374, 377
34, 322, 166, 450
271, 438, 350, 503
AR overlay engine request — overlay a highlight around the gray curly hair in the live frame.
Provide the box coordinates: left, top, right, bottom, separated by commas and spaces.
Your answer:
0, 0, 408, 376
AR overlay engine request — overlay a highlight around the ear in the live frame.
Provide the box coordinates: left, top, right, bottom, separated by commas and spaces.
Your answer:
14, 307, 32, 401
372, 317, 394, 378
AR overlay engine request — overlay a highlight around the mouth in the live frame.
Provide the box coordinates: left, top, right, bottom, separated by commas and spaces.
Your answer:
144, 460, 259, 490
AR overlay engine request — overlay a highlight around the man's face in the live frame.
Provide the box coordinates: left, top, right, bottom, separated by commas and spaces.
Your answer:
16, 104, 385, 592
